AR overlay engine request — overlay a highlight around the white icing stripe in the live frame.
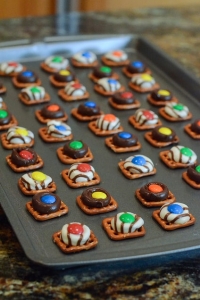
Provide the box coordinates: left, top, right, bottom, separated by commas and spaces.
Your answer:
61, 223, 90, 246
111, 212, 144, 233
160, 202, 190, 224
124, 155, 154, 174
104, 51, 128, 62
97, 78, 121, 92
0, 62, 23, 74
21, 86, 46, 100
47, 120, 72, 137
168, 145, 197, 164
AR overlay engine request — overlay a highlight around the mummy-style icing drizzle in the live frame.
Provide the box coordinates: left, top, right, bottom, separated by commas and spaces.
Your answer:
21, 171, 52, 190
111, 212, 144, 233
96, 78, 121, 92
47, 120, 72, 138
159, 203, 191, 224
6, 126, 34, 144
135, 109, 159, 125
44, 56, 69, 70
0, 61, 23, 74
104, 50, 128, 62
168, 145, 197, 164
164, 102, 190, 118
96, 114, 120, 131
64, 81, 87, 96
123, 155, 154, 174
68, 163, 95, 183
131, 74, 156, 89
21, 86, 46, 101
61, 222, 90, 246
0, 97, 3, 108
72, 51, 97, 64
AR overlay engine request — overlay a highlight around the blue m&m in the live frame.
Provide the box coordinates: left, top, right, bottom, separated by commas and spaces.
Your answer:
82, 52, 91, 58
22, 71, 33, 77
55, 124, 66, 132
118, 132, 132, 139
41, 194, 56, 204
168, 203, 183, 214
132, 155, 146, 166
84, 101, 96, 108
131, 61, 144, 68
108, 78, 117, 84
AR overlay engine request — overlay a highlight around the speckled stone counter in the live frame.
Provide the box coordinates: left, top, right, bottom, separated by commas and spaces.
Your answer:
1, 6, 200, 299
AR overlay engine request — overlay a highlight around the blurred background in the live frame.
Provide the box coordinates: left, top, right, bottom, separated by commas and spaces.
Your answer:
0, 0, 199, 19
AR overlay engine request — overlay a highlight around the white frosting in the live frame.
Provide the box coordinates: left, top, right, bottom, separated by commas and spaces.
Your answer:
104, 50, 128, 62
96, 78, 121, 92
164, 102, 189, 118
123, 155, 154, 174
44, 56, 69, 70
6, 126, 34, 144
21, 172, 52, 190
0, 97, 3, 108
131, 74, 156, 89
72, 51, 97, 64
47, 120, 72, 138
96, 114, 120, 131
111, 212, 144, 233
160, 202, 190, 224
135, 108, 159, 125
21, 86, 46, 100
68, 163, 95, 183
61, 223, 90, 246
168, 145, 197, 164
0, 62, 23, 74
64, 81, 87, 96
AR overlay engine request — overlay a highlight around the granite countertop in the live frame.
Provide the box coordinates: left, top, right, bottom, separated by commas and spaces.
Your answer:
1, 6, 200, 299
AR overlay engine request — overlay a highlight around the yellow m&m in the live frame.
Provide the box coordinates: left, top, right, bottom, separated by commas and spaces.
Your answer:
15, 128, 28, 136
158, 127, 172, 135
157, 89, 170, 96
141, 74, 153, 81
59, 70, 70, 76
31, 171, 46, 182
92, 191, 107, 199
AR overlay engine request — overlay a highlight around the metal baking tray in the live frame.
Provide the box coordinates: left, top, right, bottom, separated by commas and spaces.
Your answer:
1, 34, 200, 268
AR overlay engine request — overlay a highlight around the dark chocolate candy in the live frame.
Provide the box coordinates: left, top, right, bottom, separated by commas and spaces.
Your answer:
126, 61, 147, 74
151, 125, 176, 142
112, 131, 138, 147
53, 70, 75, 83
11, 148, 37, 167
77, 101, 101, 116
150, 89, 172, 102
81, 187, 111, 208
111, 91, 135, 105
32, 192, 61, 214
190, 119, 200, 134
16, 70, 38, 83
187, 164, 200, 183
140, 182, 169, 202
63, 140, 88, 159
40, 103, 65, 119
92, 66, 113, 79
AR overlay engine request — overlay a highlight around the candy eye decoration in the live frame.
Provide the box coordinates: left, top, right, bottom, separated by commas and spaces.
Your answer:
153, 202, 195, 230
18, 171, 56, 195
61, 162, 100, 188
159, 102, 192, 121
102, 212, 145, 240
135, 181, 176, 207
160, 145, 197, 169
144, 125, 179, 147
119, 154, 156, 179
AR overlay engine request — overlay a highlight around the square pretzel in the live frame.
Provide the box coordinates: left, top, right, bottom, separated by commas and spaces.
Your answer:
53, 230, 98, 253
105, 136, 141, 153
19, 92, 50, 106
144, 131, 179, 148
18, 178, 56, 196
88, 121, 123, 136
102, 217, 146, 240
61, 169, 100, 188
57, 146, 93, 164
1, 132, 34, 149
6, 154, 44, 172
26, 201, 68, 221
152, 210, 196, 231
108, 97, 141, 110
58, 89, 90, 102
76, 195, 118, 215
135, 188, 176, 207
159, 107, 192, 122
35, 110, 68, 124
38, 127, 73, 143
128, 115, 162, 130
118, 161, 156, 179
159, 150, 196, 169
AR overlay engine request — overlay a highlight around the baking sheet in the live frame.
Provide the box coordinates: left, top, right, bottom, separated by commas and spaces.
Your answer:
0, 34, 200, 268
